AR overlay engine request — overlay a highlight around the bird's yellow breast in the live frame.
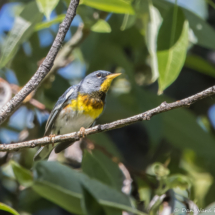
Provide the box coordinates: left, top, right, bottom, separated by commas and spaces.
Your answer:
65, 94, 104, 119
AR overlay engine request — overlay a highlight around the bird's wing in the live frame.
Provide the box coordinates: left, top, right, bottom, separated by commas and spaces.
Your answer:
44, 84, 79, 136
34, 84, 81, 161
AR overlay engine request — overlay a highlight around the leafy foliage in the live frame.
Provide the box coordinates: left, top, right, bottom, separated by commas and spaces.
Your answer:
1, 0, 215, 214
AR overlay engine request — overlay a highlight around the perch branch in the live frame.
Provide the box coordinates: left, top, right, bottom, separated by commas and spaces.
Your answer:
0, 0, 80, 125
0, 85, 215, 151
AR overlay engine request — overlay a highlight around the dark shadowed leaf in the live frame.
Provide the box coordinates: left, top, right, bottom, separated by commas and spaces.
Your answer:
32, 161, 145, 215
81, 184, 106, 215
19, 188, 54, 213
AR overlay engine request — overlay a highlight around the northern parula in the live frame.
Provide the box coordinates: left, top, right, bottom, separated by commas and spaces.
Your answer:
34, 71, 121, 161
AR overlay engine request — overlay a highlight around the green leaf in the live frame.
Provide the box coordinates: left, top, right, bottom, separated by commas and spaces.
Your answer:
91, 19, 111, 33
10, 160, 33, 187
0, 203, 19, 215
32, 161, 145, 215
35, 14, 65, 31
82, 0, 134, 14
36, 0, 60, 20
82, 150, 123, 190
157, 7, 189, 93
80, 174, 145, 215
81, 184, 106, 215
0, 1, 42, 69
185, 55, 215, 78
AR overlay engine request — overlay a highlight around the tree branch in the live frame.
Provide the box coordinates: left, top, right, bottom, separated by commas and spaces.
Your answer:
1, 85, 214, 152
44, 23, 89, 80
0, 0, 80, 125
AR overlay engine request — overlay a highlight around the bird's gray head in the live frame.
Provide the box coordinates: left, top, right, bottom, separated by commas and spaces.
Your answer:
79, 70, 121, 95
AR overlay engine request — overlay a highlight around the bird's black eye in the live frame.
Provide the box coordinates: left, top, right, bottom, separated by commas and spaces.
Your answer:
96, 73, 101, 78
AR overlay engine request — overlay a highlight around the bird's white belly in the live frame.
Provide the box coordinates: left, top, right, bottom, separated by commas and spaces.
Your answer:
52, 110, 95, 135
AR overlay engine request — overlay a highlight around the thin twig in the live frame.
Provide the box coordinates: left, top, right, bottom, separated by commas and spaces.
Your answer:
10, 83, 46, 110
1, 85, 215, 151
0, 0, 80, 125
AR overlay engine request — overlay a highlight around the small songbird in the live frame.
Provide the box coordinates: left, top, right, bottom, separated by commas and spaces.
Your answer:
34, 71, 121, 161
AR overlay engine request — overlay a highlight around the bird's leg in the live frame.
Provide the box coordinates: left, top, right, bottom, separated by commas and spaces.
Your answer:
48, 134, 56, 147
79, 127, 86, 138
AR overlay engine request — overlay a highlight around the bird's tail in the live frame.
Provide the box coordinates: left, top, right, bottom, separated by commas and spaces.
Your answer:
33, 141, 75, 161
33, 144, 56, 161
54, 140, 75, 153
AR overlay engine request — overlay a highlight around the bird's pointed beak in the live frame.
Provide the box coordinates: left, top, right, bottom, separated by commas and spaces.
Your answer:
106, 73, 121, 80
100, 73, 121, 92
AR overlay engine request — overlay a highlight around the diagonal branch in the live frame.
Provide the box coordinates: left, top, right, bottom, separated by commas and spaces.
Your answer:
44, 23, 89, 80
0, 0, 80, 125
0, 85, 214, 152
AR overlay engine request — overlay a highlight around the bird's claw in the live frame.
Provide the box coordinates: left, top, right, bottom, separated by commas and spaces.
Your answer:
49, 134, 56, 147
79, 127, 86, 138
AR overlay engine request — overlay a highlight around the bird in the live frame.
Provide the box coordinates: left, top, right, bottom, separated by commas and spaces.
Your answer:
33, 70, 121, 161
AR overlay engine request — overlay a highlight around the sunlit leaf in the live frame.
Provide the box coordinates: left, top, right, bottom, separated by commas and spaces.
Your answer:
153, 0, 215, 50
82, 0, 134, 14
91, 19, 111, 33
36, 0, 60, 20
157, 7, 189, 93
139, 1, 162, 83
35, 14, 65, 31
0, 2, 42, 69
0, 203, 19, 215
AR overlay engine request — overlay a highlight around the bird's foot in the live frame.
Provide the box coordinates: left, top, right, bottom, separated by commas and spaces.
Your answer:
79, 127, 86, 138
48, 134, 56, 147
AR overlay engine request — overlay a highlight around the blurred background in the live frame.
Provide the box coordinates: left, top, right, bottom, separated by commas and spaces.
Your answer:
1, 0, 215, 214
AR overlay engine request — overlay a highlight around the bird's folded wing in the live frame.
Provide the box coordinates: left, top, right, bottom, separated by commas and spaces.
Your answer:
44, 85, 79, 135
